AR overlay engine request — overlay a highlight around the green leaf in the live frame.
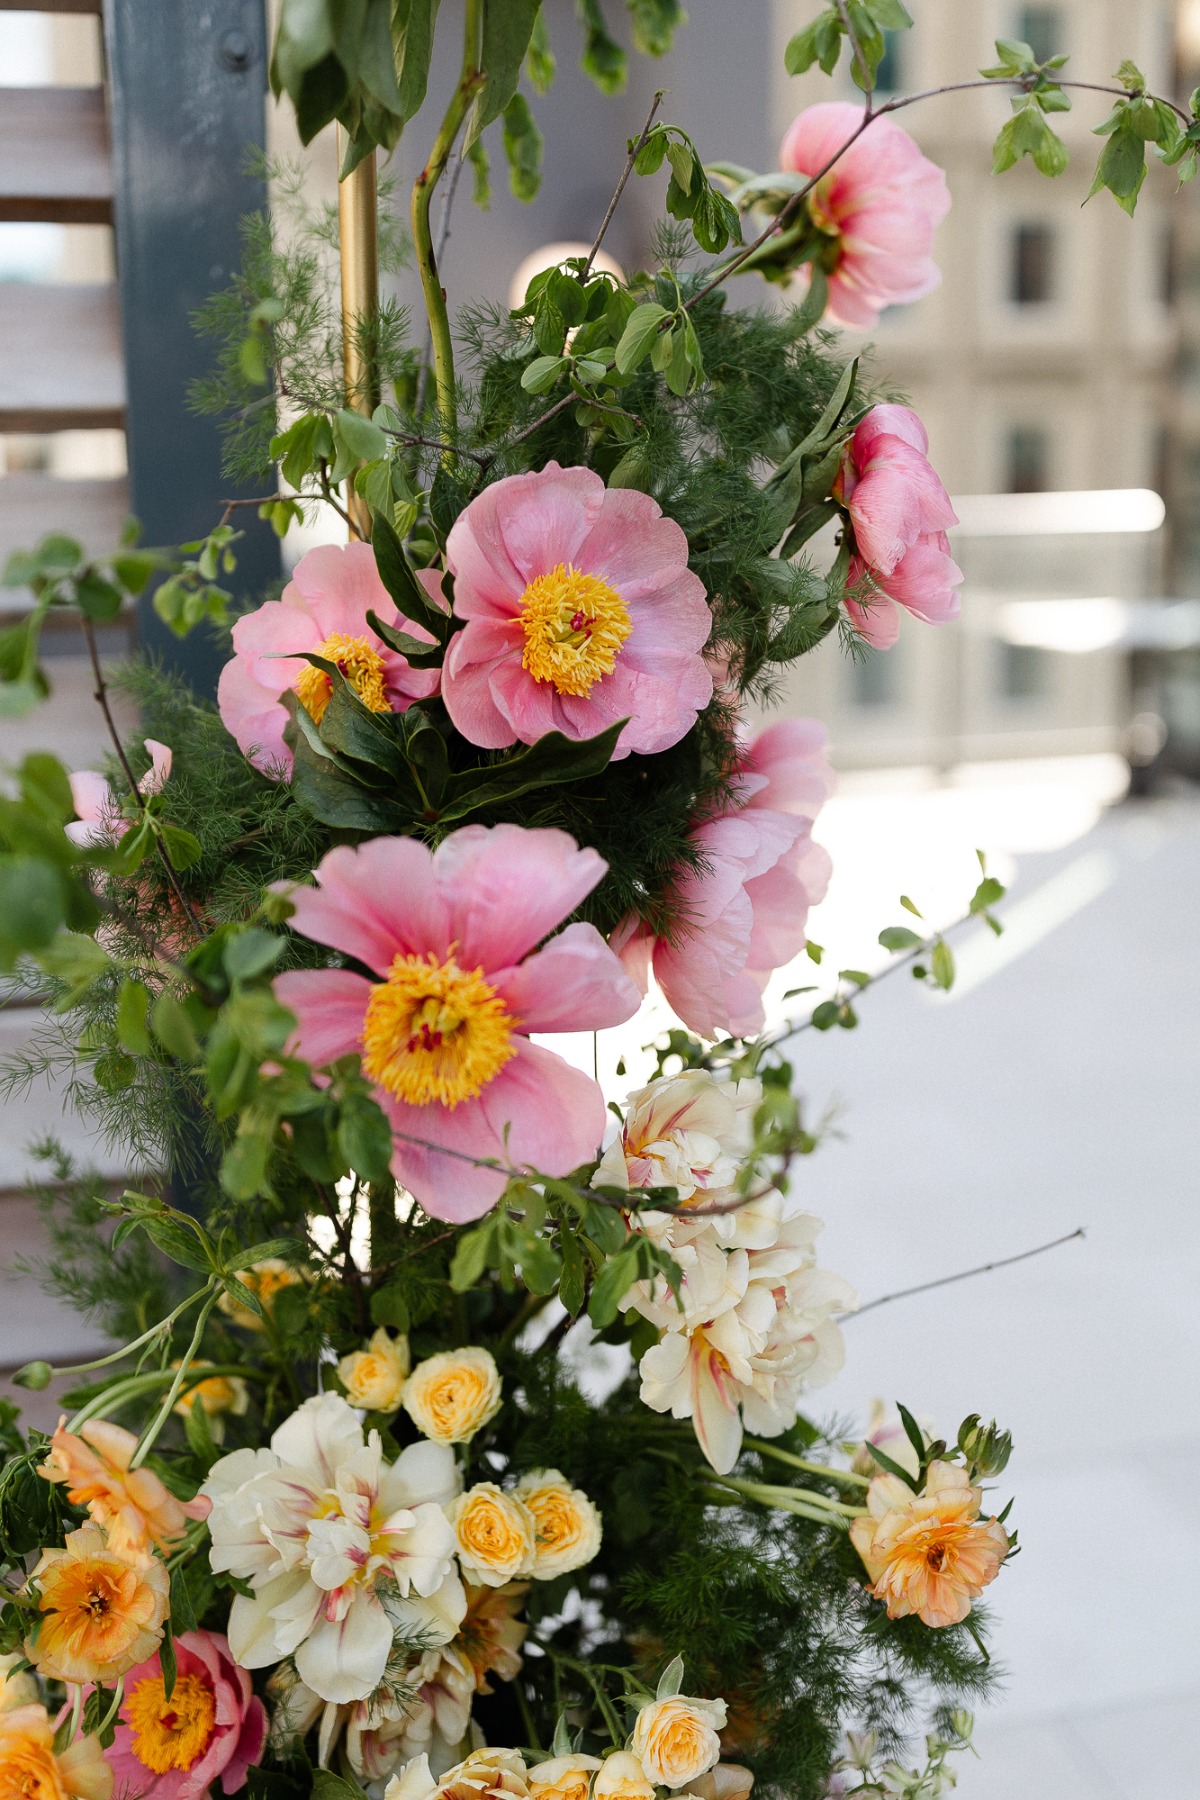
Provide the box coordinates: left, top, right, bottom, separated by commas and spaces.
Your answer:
331, 408, 388, 479
33, 931, 110, 991
158, 824, 203, 872
521, 354, 567, 394
587, 1242, 638, 1328
393, 0, 442, 120
337, 1093, 394, 1183
34, 534, 83, 575
878, 925, 923, 952
993, 99, 1068, 177
116, 979, 154, 1055
438, 720, 625, 821
559, 1229, 585, 1316
75, 571, 124, 622
311, 1773, 367, 1800
503, 91, 543, 202
0, 858, 65, 956
369, 512, 452, 643
370, 1282, 410, 1331
450, 1217, 498, 1292
365, 609, 443, 669
656, 1653, 685, 1699
579, 0, 626, 94
151, 991, 201, 1062
159, 1623, 177, 1702
614, 303, 669, 374
467, 0, 541, 148
626, 0, 684, 57
930, 938, 955, 991
866, 0, 912, 26
866, 1440, 921, 1492
526, 8, 556, 91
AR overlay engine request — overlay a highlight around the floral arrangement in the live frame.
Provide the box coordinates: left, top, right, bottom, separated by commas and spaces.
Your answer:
0, 3, 1183, 1797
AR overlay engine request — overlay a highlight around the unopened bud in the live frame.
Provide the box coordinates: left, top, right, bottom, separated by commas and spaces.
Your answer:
13, 1361, 53, 1390
957, 1413, 1013, 1477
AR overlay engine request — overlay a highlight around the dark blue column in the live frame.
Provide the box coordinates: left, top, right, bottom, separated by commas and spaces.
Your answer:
103, 0, 280, 698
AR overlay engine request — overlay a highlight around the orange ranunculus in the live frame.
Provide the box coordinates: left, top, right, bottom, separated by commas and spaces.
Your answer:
849, 1460, 1010, 1629
39, 1417, 210, 1561
0, 1702, 112, 1800
27, 1523, 170, 1685
456, 1581, 529, 1692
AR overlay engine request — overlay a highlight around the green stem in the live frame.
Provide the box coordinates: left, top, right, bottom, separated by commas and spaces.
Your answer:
714, 1473, 866, 1520
44, 1287, 213, 1380
743, 1437, 870, 1489
411, 0, 485, 457
129, 1288, 221, 1470
66, 1362, 258, 1434
96, 1677, 125, 1739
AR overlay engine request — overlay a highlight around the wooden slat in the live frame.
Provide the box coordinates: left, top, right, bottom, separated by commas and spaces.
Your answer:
0, 0, 101, 11
0, 284, 124, 430
0, 88, 111, 224
0, 471, 129, 576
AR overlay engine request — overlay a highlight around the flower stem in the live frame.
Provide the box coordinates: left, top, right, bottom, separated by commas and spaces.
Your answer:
66, 1361, 254, 1434
743, 1437, 870, 1489
411, 0, 485, 457
45, 1286, 212, 1380
714, 1473, 866, 1521
129, 1287, 221, 1469
96, 1677, 124, 1739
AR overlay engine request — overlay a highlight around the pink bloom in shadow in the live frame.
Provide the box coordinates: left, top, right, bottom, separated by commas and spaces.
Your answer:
274, 825, 642, 1222
780, 102, 950, 328
217, 542, 442, 775
614, 720, 834, 1039
104, 1630, 266, 1800
837, 405, 963, 649
440, 462, 713, 759
67, 741, 171, 846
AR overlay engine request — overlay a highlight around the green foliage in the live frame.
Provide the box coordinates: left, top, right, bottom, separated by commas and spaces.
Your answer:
270, 0, 440, 173
785, 0, 913, 91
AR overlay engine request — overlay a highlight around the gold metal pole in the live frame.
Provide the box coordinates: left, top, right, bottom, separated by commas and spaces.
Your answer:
337, 131, 380, 540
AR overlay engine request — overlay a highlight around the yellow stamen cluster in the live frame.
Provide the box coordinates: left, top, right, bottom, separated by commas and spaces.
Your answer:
125, 1672, 216, 1774
519, 563, 632, 696
293, 631, 389, 725
361, 951, 516, 1108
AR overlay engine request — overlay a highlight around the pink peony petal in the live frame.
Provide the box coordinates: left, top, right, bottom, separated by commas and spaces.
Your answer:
442, 620, 523, 748
275, 969, 372, 1066
490, 921, 642, 1032
216, 656, 293, 773
282, 838, 451, 971
432, 824, 608, 970
477, 1039, 607, 1177
844, 587, 901, 649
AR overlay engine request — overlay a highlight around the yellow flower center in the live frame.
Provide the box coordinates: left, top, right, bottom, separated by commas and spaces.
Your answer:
519, 563, 632, 696
361, 951, 516, 1108
126, 1672, 216, 1775
293, 631, 389, 724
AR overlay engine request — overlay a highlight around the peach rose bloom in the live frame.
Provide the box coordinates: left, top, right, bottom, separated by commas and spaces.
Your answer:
682, 1767, 754, 1800
527, 1755, 601, 1800
27, 1524, 170, 1684
39, 1418, 210, 1562
0, 1703, 113, 1800
630, 1696, 727, 1791
512, 1471, 602, 1579
849, 1460, 1010, 1629
404, 1348, 502, 1444
338, 1327, 411, 1412
448, 1485, 535, 1587
457, 1581, 530, 1690
592, 1754, 655, 1800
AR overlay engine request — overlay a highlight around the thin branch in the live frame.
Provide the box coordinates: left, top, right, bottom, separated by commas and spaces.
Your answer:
503, 392, 641, 454
846, 1227, 1086, 1320
379, 424, 491, 469
79, 615, 207, 940
316, 459, 355, 530
215, 494, 282, 530
832, 0, 874, 106
583, 90, 666, 279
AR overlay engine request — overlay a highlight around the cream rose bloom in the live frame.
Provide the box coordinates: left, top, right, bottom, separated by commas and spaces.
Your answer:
528, 1754, 602, 1800
448, 1483, 536, 1586
405, 1347, 502, 1444
339, 1327, 412, 1412
682, 1767, 754, 1800
593, 1753, 655, 1800
513, 1470, 602, 1579
631, 1696, 727, 1791
387, 1747, 531, 1800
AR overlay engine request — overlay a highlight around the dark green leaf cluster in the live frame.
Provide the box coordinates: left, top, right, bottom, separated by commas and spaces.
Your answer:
785, 0, 912, 91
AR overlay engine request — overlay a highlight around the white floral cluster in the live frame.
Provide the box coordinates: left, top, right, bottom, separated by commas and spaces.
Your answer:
596, 1070, 858, 1474
202, 1359, 601, 1786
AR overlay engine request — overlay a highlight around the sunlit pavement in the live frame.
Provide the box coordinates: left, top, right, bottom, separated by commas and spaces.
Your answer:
766, 759, 1200, 1799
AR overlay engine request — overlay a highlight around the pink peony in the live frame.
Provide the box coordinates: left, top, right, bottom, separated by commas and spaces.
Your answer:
836, 405, 962, 649
216, 542, 442, 775
780, 102, 950, 328
104, 1629, 266, 1800
615, 719, 833, 1038
67, 740, 171, 846
440, 462, 714, 759
274, 824, 642, 1221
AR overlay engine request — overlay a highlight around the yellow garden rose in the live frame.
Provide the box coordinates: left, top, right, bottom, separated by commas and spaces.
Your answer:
592, 1753, 655, 1800
216, 1258, 306, 1332
513, 1470, 602, 1579
404, 1347, 502, 1444
448, 1484, 535, 1586
338, 1327, 411, 1412
630, 1696, 727, 1791
173, 1367, 249, 1442
527, 1754, 601, 1800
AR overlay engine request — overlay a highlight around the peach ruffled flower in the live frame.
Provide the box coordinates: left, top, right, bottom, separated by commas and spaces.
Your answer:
39, 1418, 210, 1562
27, 1523, 170, 1684
0, 1703, 113, 1800
456, 1580, 529, 1691
387, 1747, 532, 1800
779, 103, 950, 328
849, 1460, 1010, 1629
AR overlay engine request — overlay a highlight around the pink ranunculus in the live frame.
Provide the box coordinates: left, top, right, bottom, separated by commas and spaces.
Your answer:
615, 720, 834, 1039
780, 102, 950, 328
440, 462, 714, 759
66, 740, 172, 846
104, 1629, 267, 1800
836, 405, 962, 649
216, 542, 442, 775
273, 825, 642, 1222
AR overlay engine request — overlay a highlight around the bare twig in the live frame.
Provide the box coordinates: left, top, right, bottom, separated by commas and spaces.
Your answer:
215, 494, 282, 530
79, 615, 206, 940
316, 460, 355, 531
846, 1228, 1086, 1320
503, 393, 642, 455
583, 90, 666, 279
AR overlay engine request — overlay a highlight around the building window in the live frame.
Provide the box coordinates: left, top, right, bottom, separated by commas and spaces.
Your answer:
1005, 425, 1050, 493
874, 29, 905, 92
1017, 5, 1061, 63
1011, 224, 1055, 304
852, 646, 899, 708
999, 642, 1047, 700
